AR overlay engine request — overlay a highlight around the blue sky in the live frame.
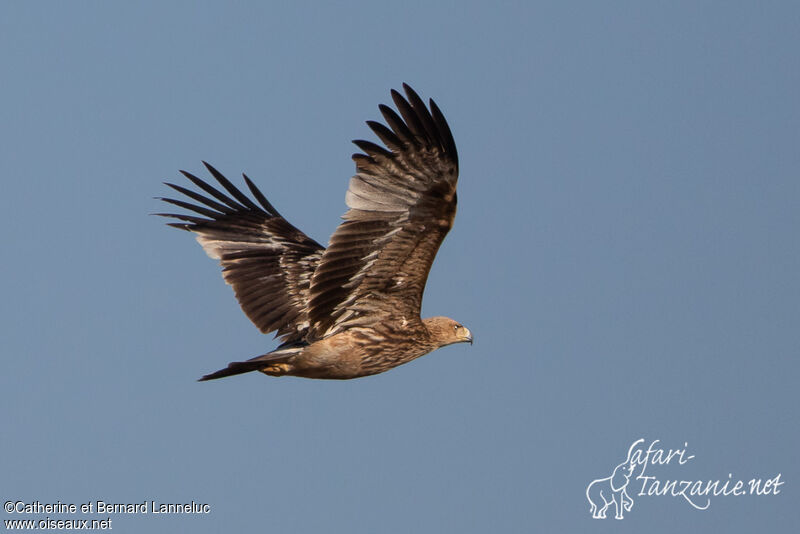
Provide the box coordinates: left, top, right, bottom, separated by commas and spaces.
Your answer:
1, 1, 797, 532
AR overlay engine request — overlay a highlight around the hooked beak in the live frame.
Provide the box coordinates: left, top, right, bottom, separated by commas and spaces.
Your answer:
463, 327, 473, 345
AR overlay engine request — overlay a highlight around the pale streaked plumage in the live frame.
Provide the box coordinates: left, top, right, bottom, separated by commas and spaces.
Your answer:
159, 84, 471, 380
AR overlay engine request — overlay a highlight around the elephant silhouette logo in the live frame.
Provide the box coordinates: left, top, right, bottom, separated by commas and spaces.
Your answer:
586, 459, 636, 519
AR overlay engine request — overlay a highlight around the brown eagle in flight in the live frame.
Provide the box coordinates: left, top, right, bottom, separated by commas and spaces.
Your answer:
159, 84, 472, 380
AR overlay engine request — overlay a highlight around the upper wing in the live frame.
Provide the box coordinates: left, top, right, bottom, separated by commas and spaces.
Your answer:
158, 162, 324, 344
307, 84, 459, 338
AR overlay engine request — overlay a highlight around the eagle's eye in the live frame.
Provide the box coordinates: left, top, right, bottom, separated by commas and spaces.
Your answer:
453, 324, 461, 331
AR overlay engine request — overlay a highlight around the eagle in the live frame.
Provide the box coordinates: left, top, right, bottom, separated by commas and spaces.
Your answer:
159, 84, 472, 380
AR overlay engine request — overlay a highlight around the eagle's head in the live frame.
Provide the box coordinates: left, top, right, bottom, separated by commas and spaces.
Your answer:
424, 316, 473, 347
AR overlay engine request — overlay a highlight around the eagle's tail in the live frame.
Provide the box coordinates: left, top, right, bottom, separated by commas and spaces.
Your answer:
198, 344, 306, 381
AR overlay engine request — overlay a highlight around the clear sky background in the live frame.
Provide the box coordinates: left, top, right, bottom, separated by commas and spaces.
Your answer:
1, 1, 797, 532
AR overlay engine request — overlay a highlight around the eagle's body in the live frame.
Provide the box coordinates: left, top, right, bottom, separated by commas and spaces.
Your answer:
229, 316, 460, 380
159, 84, 471, 380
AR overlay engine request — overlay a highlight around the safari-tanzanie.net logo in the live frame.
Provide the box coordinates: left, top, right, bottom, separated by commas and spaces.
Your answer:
585, 438, 784, 520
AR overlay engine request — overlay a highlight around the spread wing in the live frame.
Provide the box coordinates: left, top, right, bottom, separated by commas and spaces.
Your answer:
307, 84, 459, 338
158, 162, 324, 344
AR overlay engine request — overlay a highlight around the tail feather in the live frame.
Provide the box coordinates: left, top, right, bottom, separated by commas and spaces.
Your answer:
198, 344, 306, 381
198, 360, 272, 381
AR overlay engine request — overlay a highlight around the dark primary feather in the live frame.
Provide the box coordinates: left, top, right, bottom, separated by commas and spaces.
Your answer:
307, 83, 460, 338
158, 162, 324, 344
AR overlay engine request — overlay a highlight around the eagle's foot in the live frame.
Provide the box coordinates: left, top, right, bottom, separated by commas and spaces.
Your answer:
259, 363, 292, 376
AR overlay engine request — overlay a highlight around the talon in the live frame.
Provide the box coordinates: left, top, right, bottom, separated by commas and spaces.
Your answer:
260, 363, 291, 376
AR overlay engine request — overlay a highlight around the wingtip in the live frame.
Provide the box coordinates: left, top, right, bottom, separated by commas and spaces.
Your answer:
401, 82, 420, 101
202, 160, 218, 174
390, 87, 405, 104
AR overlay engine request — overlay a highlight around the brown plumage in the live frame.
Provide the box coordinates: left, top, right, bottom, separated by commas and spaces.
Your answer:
158, 84, 472, 380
